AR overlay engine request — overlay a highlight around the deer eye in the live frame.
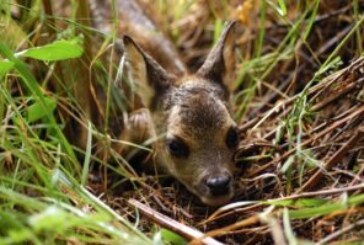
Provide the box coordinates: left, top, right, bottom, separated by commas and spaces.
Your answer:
166, 137, 189, 158
226, 127, 239, 149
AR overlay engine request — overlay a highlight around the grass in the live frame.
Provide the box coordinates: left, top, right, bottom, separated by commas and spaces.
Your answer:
0, 1, 152, 243
1, 0, 364, 244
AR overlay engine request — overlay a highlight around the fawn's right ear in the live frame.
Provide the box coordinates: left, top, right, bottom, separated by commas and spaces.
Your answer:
123, 36, 172, 108
197, 21, 237, 97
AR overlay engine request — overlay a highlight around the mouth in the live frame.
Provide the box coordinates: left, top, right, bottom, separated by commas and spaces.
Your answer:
199, 191, 234, 206
178, 178, 234, 206
196, 184, 234, 206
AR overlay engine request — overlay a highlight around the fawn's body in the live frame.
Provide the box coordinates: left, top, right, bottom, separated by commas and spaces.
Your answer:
91, 0, 239, 206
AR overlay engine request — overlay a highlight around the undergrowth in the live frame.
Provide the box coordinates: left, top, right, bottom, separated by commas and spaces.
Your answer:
1, 0, 364, 244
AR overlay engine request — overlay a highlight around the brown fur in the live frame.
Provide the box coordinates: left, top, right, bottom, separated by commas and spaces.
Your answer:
123, 21, 239, 206
90, 0, 186, 76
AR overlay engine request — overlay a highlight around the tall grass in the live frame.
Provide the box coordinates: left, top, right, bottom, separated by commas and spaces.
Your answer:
0, 0, 152, 243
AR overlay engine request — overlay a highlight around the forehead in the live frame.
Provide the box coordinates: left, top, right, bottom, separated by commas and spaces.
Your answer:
167, 79, 232, 137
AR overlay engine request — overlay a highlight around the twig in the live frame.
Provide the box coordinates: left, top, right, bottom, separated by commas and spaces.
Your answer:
239, 57, 357, 130
311, 77, 364, 112
204, 182, 364, 225
205, 215, 260, 238
247, 106, 364, 177
266, 217, 287, 245
281, 182, 364, 201
298, 127, 364, 192
128, 199, 224, 245
317, 219, 364, 245
317, 25, 352, 56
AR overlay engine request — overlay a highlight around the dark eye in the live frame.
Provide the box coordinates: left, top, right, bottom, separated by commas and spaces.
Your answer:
226, 127, 239, 149
166, 137, 189, 158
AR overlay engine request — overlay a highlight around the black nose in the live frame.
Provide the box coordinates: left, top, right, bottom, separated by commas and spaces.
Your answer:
205, 175, 231, 196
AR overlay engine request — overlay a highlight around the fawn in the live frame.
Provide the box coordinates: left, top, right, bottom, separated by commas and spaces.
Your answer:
90, 0, 239, 206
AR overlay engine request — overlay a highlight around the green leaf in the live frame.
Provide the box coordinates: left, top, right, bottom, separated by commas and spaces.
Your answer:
161, 229, 187, 245
277, 0, 287, 16
288, 194, 364, 219
0, 211, 24, 231
280, 155, 295, 173
0, 41, 78, 162
0, 60, 14, 77
20, 38, 83, 61
265, 198, 327, 208
8, 228, 36, 244
289, 202, 346, 219
27, 97, 57, 123
28, 206, 71, 232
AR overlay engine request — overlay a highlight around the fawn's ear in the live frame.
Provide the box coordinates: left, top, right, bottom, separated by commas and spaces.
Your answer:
197, 21, 236, 97
123, 36, 171, 108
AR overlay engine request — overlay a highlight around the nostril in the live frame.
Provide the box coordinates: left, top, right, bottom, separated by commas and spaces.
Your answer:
206, 175, 231, 196
206, 176, 230, 188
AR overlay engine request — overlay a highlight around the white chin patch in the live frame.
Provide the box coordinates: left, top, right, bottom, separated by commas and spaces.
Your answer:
200, 193, 233, 206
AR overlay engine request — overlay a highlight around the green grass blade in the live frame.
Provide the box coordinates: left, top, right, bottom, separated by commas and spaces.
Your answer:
18, 38, 84, 61
0, 42, 78, 165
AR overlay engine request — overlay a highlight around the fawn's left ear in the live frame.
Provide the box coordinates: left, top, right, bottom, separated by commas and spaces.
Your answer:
123, 35, 172, 109
197, 21, 237, 96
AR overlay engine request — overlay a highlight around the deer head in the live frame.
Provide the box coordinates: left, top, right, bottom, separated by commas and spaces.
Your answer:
123, 21, 239, 206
